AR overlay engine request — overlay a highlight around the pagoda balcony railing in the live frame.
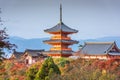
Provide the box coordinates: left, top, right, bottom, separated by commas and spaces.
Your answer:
51, 36, 71, 40
50, 47, 71, 51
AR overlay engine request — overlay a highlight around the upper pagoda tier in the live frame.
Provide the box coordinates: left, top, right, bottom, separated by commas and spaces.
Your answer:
44, 22, 78, 34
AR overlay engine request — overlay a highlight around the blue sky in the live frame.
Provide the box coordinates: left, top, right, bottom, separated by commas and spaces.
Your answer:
0, 0, 120, 39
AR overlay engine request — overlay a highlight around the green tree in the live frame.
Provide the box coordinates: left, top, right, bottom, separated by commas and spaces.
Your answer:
57, 58, 70, 67
26, 65, 38, 80
26, 62, 42, 80
35, 57, 61, 80
78, 44, 83, 49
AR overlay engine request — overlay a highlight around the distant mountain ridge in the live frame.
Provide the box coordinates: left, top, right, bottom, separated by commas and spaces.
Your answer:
9, 36, 120, 52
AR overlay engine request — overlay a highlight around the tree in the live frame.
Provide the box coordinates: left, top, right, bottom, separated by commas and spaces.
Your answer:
0, 8, 16, 60
26, 62, 42, 80
78, 44, 83, 49
26, 66, 38, 80
35, 57, 61, 80
0, 28, 16, 60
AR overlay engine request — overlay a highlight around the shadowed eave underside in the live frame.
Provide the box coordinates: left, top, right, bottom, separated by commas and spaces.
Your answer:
43, 50, 74, 54
44, 22, 78, 34
43, 39, 79, 44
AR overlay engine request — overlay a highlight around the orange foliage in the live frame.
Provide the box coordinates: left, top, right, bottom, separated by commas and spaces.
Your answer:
10, 62, 27, 73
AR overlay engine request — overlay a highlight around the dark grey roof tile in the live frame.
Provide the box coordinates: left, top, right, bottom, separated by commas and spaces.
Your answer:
24, 49, 46, 57
43, 40, 78, 44
80, 42, 114, 55
44, 22, 78, 33
12, 51, 24, 59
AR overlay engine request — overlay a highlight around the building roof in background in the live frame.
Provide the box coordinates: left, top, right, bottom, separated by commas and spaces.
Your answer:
80, 42, 120, 55
11, 51, 24, 59
25, 49, 44, 52
24, 49, 47, 57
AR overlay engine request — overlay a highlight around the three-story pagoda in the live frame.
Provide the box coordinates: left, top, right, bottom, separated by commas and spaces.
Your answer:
43, 4, 78, 57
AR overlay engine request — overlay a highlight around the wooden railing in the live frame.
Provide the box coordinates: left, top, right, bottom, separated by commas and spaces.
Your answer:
50, 47, 71, 51
51, 36, 71, 40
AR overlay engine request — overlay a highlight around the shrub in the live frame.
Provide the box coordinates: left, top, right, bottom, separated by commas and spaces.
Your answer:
26, 62, 42, 80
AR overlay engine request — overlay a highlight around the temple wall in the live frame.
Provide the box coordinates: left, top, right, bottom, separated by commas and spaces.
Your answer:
82, 55, 107, 60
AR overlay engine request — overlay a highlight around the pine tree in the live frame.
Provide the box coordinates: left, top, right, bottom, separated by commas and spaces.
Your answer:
35, 57, 61, 80
26, 65, 38, 80
26, 62, 42, 80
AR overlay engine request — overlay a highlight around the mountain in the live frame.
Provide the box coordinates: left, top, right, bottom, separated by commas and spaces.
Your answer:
9, 36, 120, 52
9, 37, 51, 52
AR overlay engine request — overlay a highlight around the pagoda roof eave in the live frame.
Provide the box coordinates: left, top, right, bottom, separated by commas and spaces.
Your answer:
43, 40, 79, 44
43, 50, 74, 54
44, 30, 78, 34
44, 22, 78, 33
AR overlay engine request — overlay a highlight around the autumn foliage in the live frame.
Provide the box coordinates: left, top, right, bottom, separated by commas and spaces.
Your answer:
0, 58, 120, 80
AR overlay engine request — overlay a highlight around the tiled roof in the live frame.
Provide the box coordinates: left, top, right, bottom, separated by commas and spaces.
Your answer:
80, 42, 116, 55
25, 49, 44, 52
26, 52, 41, 57
44, 22, 78, 33
43, 40, 78, 44
12, 51, 24, 59
24, 49, 46, 57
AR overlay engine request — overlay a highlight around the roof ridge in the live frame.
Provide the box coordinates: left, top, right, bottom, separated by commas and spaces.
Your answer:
13, 52, 24, 54
85, 41, 115, 44
26, 49, 44, 51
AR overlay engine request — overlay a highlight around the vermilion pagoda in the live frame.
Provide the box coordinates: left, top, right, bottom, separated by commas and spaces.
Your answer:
43, 4, 78, 57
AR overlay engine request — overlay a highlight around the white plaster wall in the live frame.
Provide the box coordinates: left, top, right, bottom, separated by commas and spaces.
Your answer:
26, 56, 32, 64
83, 56, 107, 60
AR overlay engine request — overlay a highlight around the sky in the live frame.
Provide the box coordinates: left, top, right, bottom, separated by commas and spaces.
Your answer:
0, 0, 120, 39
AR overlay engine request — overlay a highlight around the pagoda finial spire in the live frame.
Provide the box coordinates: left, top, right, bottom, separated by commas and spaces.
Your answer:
60, 3, 62, 23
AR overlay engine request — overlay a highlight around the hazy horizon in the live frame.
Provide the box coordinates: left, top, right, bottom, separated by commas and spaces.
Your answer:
10, 35, 120, 40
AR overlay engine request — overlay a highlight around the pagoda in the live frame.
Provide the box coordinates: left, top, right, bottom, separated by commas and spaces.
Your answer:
43, 4, 78, 57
